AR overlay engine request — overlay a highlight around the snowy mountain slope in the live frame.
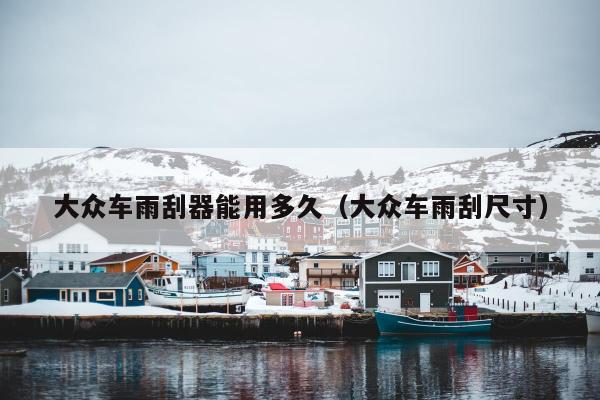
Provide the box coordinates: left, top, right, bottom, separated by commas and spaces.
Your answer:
1, 139, 599, 251
528, 130, 600, 148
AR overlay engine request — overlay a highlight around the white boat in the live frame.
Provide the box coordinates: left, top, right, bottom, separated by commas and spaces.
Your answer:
586, 307, 600, 334
145, 275, 251, 312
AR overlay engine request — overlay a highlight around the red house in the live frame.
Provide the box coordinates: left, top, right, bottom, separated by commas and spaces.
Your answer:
282, 214, 323, 244
453, 255, 488, 289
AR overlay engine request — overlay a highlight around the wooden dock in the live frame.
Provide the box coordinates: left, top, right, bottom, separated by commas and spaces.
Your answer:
0, 311, 587, 339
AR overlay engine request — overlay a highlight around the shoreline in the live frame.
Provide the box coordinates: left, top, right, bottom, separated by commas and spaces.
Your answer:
0, 312, 588, 340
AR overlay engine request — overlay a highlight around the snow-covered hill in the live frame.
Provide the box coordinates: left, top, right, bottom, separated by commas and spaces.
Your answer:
1, 136, 599, 251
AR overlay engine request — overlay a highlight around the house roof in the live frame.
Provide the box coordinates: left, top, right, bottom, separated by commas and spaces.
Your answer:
303, 251, 362, 260
362, 242, 457, 261
0, 270, 22, 281
453, 260, 488, 275
570, 240, 600, 250
32, 196, 193, 246
25, 272, 140, 289
89, 252, 152, 265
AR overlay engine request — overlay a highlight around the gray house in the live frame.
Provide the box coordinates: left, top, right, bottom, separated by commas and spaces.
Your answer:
0, 270, 23, 306
359, 243, 456, 312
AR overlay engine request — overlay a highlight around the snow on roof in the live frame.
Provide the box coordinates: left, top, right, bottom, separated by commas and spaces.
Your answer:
26, 272, 139, 289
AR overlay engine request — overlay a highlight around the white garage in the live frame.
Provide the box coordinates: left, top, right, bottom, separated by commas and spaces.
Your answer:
377, 290, 401, 311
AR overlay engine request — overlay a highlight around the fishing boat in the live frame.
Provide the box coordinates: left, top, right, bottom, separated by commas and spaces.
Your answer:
145, 275, 251, 313
0, 349, 27, 357
375, 304, 492, 335
586, 306, 600, 333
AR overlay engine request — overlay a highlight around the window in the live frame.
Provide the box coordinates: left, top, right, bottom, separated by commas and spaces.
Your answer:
83, 244, 88, 253
80, 262, 85, 271
520, 257, 525, 263
493, 256, 499, 263
286, 227, 290, 233
353, 218, 362, 226
471, 276, 478, 283
313, 262, 319, 269
58, 261, 64, 271
297, 226, 302, 233
378, 261, 395, 277
263, 253, 269, 263
585, 268, 595, 274
252, 252, 257, 263
3, 289, 8, 302
96, 290, 115, 301
401, 262, 416, 281
422, 261, 440, 277
291, 216, 297, 222
213, 257, 217, 263
587, 252, 594, 259
60, 290, 67, 301
342, 263, 354, 272
281, 293, 294, 306
58, 243, 63, 253
68, 262, 74, 271
152, 255, 159, 263
138, 289, 144, 301
337, 218, 349, 226
128, 289, 133, 301
313, 280, 319, 285
454, 276, 460, 283
365, 228, 379, 236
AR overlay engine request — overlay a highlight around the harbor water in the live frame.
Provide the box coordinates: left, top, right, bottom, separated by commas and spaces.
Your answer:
1, 336, 599, 399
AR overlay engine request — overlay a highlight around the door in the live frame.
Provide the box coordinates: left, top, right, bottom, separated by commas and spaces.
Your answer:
70, 290, 88, 302
420, 292, 431, 313
377, 290, 401, 311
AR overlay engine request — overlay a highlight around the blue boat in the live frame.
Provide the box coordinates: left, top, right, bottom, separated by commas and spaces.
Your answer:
375, 310, 492, 335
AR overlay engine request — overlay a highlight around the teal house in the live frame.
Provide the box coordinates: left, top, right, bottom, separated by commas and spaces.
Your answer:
25, 272, 146, 307
195, 251, 246, 278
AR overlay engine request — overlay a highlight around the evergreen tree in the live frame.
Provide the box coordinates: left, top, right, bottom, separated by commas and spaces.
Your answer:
390, 167, 405, 184
351, 169, 365, 186
367, 170, 377, 184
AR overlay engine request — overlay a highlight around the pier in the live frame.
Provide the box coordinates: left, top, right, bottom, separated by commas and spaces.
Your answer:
0, 311, 588, 339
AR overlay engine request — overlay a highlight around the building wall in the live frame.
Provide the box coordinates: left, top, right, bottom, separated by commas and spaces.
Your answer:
242, 251, 276, 276
298, 258, 359, 287
363, 282, 452, 309
361, 250, 454, 309
30, 223, 192, 276
566, 251, 599, 281
27, 277, 146, 306
0, 273, 22, 306
198, 253, 246, 277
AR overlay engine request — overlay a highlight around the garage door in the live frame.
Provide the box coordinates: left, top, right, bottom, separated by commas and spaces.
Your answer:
377, 290, 401, 311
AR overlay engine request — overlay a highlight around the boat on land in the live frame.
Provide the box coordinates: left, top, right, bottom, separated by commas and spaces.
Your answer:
145, 275, 251, 312
375, 304, 492, 335
586, 306, 600, 333
0, 349, 27, 357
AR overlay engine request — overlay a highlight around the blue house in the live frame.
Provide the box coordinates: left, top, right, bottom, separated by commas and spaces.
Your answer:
25, 272, 146, 307
195, 251, 246, 278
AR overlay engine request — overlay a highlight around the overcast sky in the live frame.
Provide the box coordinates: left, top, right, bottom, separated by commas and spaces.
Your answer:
0, 1, 599, 148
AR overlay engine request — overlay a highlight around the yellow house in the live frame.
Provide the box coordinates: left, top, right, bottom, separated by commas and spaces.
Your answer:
298, 252, 362, 289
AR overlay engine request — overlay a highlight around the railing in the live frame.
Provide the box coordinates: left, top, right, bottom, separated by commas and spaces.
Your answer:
137, 262, 170, 276
306, 268, 358, 278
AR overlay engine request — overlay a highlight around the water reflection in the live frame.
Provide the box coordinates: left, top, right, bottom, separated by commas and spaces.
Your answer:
0, 337, 599, 399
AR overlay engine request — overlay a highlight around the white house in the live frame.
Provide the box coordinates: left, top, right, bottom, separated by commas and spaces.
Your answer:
29, 197, 194, 276
557, 240, 600, 281
240, 250, 277, 276
246, 235, 288, 253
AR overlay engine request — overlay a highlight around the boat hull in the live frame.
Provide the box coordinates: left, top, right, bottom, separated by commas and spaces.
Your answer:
146, 286, 251, 309
375, 311, 492, 335
586, 309, 600, 334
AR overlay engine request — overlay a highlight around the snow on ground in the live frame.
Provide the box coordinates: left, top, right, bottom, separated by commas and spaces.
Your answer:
470, 274, 600, 314
0, 300, 201, 317
244, 295, 352, 316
